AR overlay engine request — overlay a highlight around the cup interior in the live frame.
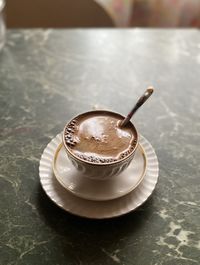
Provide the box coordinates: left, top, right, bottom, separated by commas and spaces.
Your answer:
63, 110, 138, 166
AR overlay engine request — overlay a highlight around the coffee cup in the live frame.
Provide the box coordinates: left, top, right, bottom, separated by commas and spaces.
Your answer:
62, 110, 138, 180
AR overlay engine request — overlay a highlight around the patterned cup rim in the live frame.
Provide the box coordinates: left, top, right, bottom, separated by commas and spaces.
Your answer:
62, 110, 139, 166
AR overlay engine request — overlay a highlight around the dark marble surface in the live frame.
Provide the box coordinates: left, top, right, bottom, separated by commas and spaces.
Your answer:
0, 29, 200, 265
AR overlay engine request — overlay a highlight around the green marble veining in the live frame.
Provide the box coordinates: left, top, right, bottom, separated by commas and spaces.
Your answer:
0, 29, 200, 265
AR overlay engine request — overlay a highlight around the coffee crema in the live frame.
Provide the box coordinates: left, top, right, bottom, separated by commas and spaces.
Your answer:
64, 112, 137, 164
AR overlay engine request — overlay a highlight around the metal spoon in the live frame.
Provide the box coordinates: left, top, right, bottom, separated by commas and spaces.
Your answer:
120, 87, 154, 127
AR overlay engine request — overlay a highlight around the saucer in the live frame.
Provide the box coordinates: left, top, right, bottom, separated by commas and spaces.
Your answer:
39, 133, 159, 219
53, 143, 146, 201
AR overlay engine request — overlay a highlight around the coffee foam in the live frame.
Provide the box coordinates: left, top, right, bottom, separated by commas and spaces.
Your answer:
64, 112, 137, 163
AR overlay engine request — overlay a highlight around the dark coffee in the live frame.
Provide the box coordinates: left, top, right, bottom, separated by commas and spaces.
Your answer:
64, 111, 137, 163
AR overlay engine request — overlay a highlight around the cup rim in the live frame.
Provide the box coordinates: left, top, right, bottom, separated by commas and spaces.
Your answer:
62, 110, 139, 166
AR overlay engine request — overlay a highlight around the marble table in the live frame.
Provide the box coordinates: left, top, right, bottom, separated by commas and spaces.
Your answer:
0, 29, 200, 265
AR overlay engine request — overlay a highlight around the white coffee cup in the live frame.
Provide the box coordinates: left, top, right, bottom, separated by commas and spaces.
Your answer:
62, 110, 139, 180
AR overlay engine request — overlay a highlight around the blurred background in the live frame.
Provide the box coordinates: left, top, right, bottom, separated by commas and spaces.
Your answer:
3, 0, 200, 28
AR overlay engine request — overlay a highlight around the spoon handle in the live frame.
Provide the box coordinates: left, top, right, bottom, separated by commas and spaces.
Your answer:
120, 87, 154, 127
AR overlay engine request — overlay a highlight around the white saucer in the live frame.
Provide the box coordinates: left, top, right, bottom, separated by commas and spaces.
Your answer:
53, 143, 147, 201
39, 133, 159, 219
